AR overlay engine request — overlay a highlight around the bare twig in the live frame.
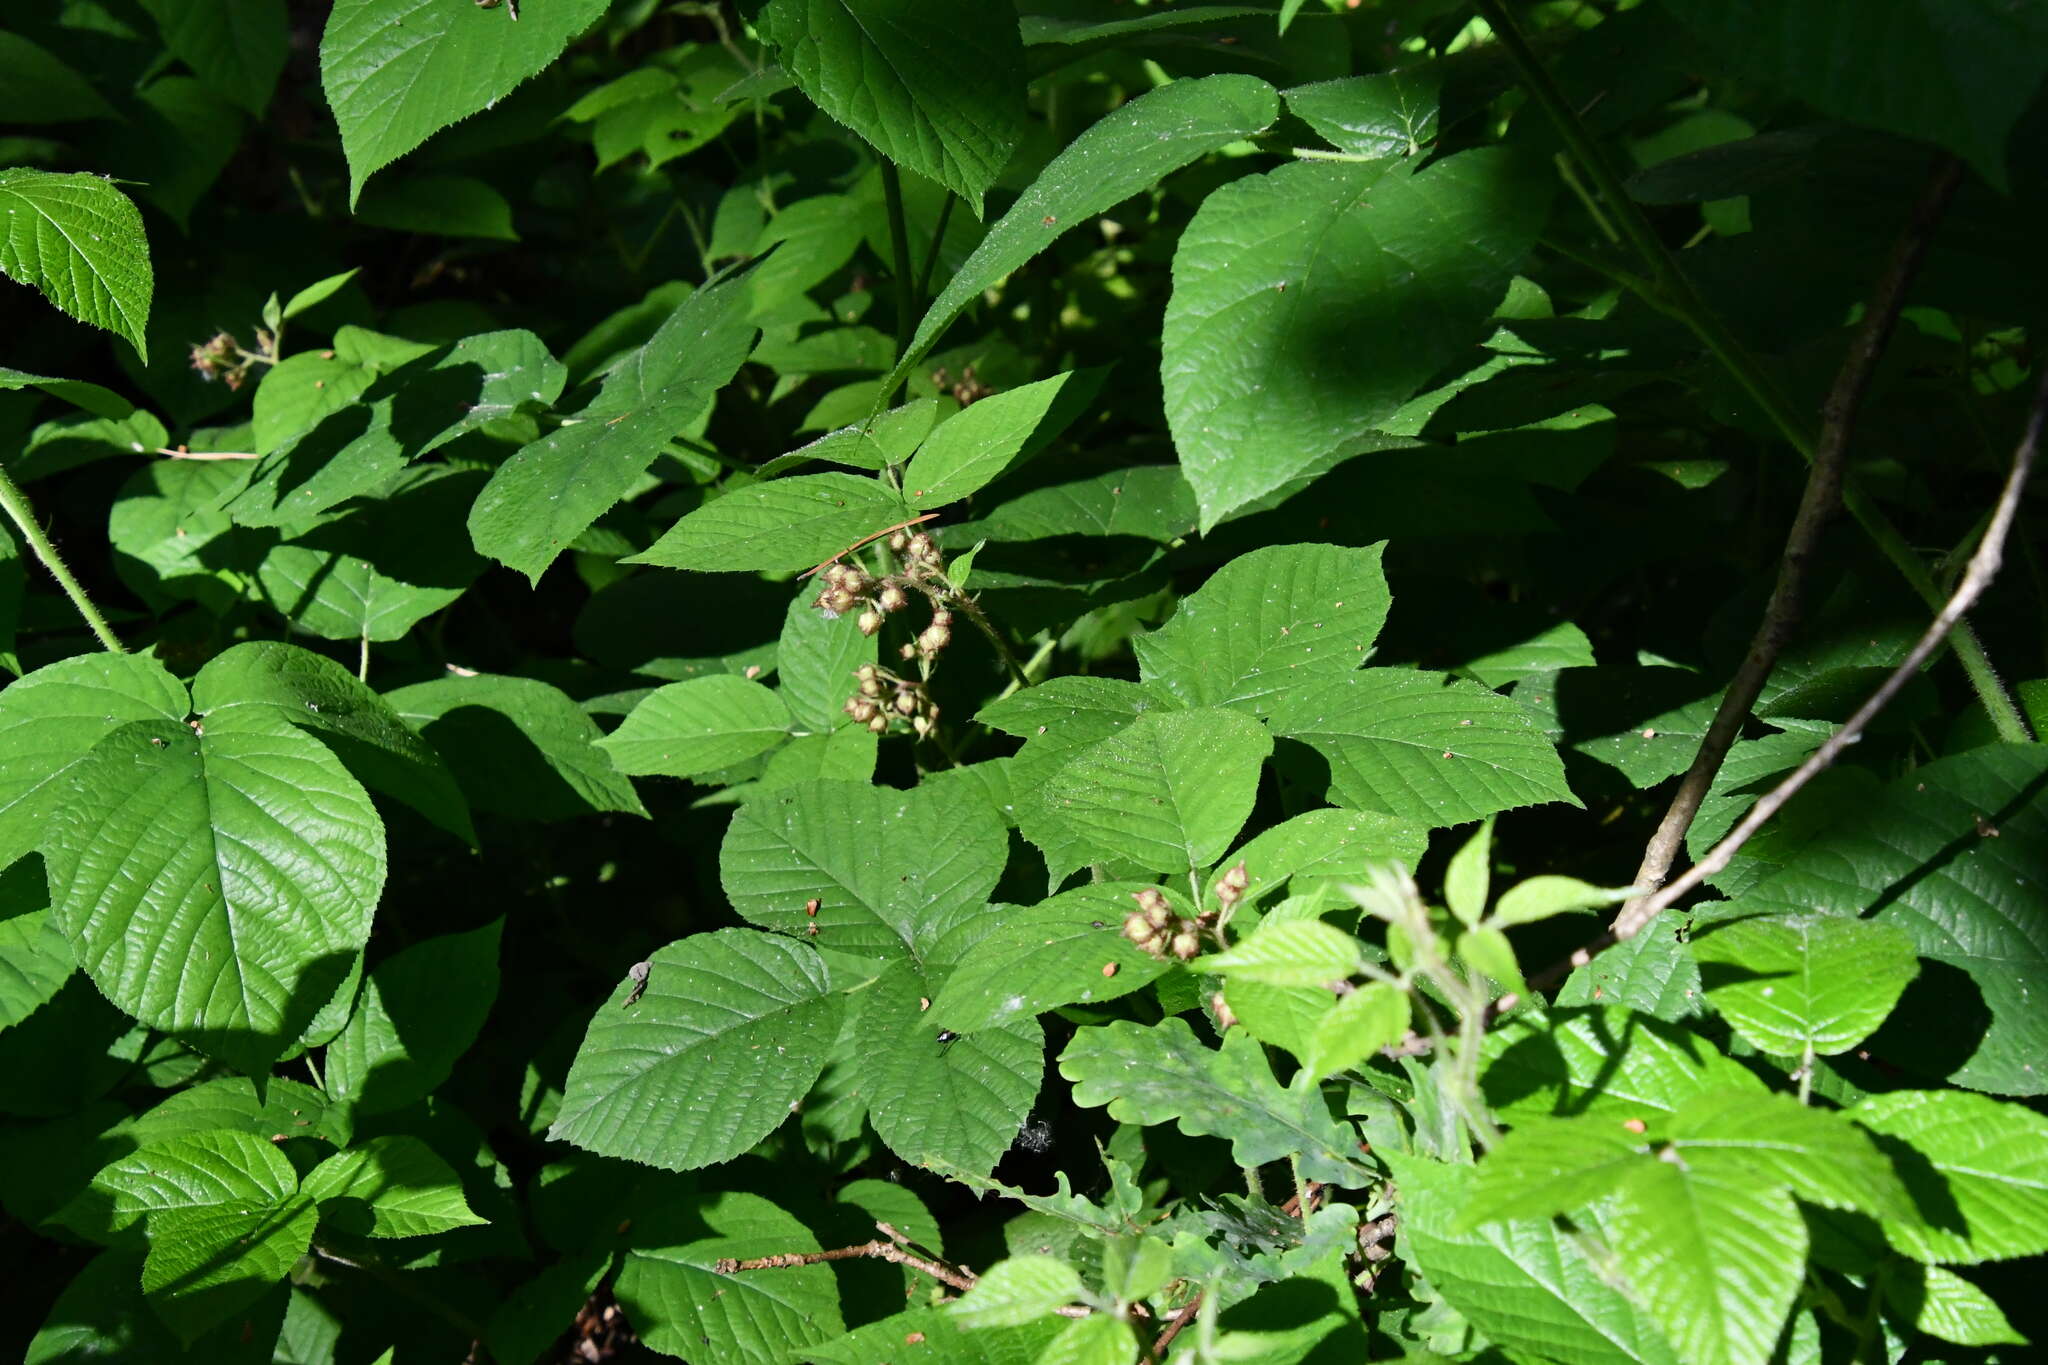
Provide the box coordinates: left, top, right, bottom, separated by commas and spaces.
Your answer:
715, 1232, 977, 1294
799, 513, 939, 579
1153, 1292, 1204, 1357
1560, 364, 2045, 963
158, 445, 260, 460
1617, 155, 1967, 922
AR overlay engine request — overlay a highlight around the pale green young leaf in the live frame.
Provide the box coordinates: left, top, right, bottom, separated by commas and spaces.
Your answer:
550, 929, 842, 1171
720, 779, 1007, 964
1481, 1006, 1766, 1124
300, 1135, 484, 1238
1458, 924, 1524, 992
748, 0, 1024, 211
1201, 920, 1364, 987
618, 1190, 845, 1364
1268, 669, 1577, 828
1384, 1151, 1682, 1365
1221, 979, 1330, 1060
281, 267, 359, 320
1444, 816, 1493, 927
321, 0, 611, 203
1208, 807, 1428, 905
928, 883, 1174, 1032
140, 0, 289, 115
851, 959, 1043, 1179
1285, 70, 1440, 160
904, 370, 1105, 509
1164, 149, 1548, 527
0, 170, 153, 357
631, 472, 910, 574
1135, 542, 1391, 715
1060, 1018, 1368, 1187
193, 640, 475, 846
1035, 1313, 1135, 1365
1042, 706, 1271, 874
951, 1256, 1084, 1328
1303, 980, 1410, 1081
885, 75, 1279, 395
597, 677, 793, 779
42, 716, 383, 1074
1691, 912, 1919, 1057
325, 920, 502, 1116
1851, 1091, 2048, 1264
1494, 875, 1633, 927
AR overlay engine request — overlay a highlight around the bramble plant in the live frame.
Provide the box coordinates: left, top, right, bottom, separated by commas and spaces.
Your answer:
1, 2, 2045, 1364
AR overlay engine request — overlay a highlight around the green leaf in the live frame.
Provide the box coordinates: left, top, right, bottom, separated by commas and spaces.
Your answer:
851, 959, 1043, 1179
353, 174, 517, 240
775, 581, 874, 733
904, 370, 1105, 509
86, 1130, 312, 1345
43, 716, 382, 1073
951, 1255, 1083, 1328
325, 920, 502, 1116
1041, 706, 1271, 874
0, 366, 136, 422
1383, 1151, 1682, 1365
1458, 924, 1524, 992
1060, 1017, 1368, 1187
1885, 1264, 2026, 1346
1284, 71, 1440, 160
747, 0, 1025, 211
26, 1250, 287, 1365
618, 1190, 845, 1365
1209, 807, 1428, 905
1444, 817, 1492, 928
300, 1135, 485, 1238
1462, 1116, 1650, 1224
1691, 913, 1919, 1058
320, 0, 612, 203
141, 0, 289, 115
1202, 920, 1365, 987
967, 466, 1200, 546
192, 641, 475, 846
1481, 1006, 1766, 1125
1303, 981, 1409, 1082
884, 75, 1279, 396
1710, 744, 2048, 1093
631, 472, 909, 574
0, 862, 73, 1031
1163, 148, 1548, 527
0, 169, 153, 357
1134, 543, 1390, 716
810, 1308, 1062, 1364
281, 268, 359, 320
720, 779, 1006, 963
597, 677, 793, 779
128, 1075, 350, 1149
1661, 0, 2048, 189
1031, 1313, 1135, 1365
387, 673, 648, 821
0, 31, 118, 123
1493, 875, 1633, 928
1268, 670, 1577, 828
550, 928, 843, 1171
1851, 1090, 2048, 1264
929, 883, 1173, 1032
109, 460, 261, 615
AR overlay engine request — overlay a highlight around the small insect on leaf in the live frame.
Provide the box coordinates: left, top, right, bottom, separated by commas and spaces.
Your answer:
623, 960, 651, 1008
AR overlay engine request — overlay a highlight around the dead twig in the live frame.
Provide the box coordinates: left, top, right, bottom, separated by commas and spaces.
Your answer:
158, 445, 259, 461
1553, 363, 2046, 970
1152, 1292, 1204, 1357
715, 1219, 976, 1293
1616, 154, 1966, 925
799, 513, 940, 579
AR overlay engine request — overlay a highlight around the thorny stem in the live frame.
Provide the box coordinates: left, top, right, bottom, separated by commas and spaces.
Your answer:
0, 461, 124, 652
1473, 0, 2027, 742
938, 572, 1030, 688
1617, 155, 1968, 923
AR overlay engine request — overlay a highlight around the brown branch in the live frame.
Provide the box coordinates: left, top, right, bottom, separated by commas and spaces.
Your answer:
716, 1220, 978, 1293
799, 513, 940, 579
1550, 363, 2045, 967
1615, 154, 1967, 926
1153, 1292, 1204, 1357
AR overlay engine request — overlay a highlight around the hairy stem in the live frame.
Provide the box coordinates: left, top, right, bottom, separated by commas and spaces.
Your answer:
880, 160, 917, 399
0, 462, 123, 652
1474, 0, 2027, 741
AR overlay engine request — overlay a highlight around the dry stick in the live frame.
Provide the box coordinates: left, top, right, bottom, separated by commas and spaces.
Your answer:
158, 445, 259, 461
1550, 364, 2046, 977
715, 1220, 977, 1294
799, 513, 940, 579
1153, 1292, 1204, 1357
1616, 155, 1967, 924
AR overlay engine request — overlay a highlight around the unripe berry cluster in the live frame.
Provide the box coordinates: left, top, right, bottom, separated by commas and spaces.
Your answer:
841, 663, 941, 738
1120, 862, 1249, 962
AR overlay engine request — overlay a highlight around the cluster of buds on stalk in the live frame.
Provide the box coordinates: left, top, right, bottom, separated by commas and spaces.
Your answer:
188, 330, 273, 390
841, 663, 942, 738
812, 528, 954, 653
1122, 887, 1204, 961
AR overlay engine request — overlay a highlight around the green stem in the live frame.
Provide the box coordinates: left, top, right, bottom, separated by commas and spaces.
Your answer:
1241, 1164, 1266, 1203
880, 160, 917, 399
0, 461, 123, 652
1473, 0, 2028, 742
914, 192, 956, 302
